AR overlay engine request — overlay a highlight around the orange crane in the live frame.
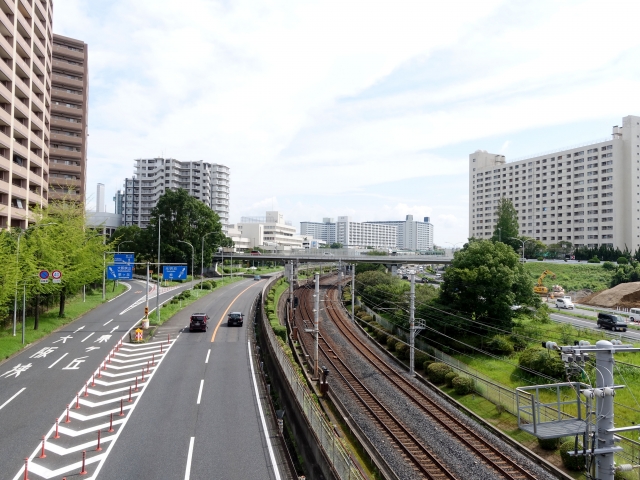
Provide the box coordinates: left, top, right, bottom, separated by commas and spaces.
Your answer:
534, 270, 556, 295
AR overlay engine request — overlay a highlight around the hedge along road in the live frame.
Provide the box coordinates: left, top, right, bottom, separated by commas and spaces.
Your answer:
96, 277, 284, 480
0, 277, 214, 480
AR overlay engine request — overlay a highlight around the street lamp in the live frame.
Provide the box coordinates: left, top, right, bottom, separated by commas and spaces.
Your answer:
497, 227, 502, 243
13, 222, 56, 337
201, 232, 216, 291
509, 237, 533, 263
177, 240, 194, 290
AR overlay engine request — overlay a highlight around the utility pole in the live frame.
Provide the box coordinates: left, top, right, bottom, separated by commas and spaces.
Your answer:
156, 215, 161, 325
288, 261, 294, 324
314, 273, 319, 380
409, 273, 416, 375
145, 261, 150, 326
351, 264, 355, 322
338, 259, 343, 298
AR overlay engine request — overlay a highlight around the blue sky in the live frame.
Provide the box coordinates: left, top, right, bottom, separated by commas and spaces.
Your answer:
53, 0, 640, 246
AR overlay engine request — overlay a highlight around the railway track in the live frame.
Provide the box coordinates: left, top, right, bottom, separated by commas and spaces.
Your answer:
294, 274, 538, 480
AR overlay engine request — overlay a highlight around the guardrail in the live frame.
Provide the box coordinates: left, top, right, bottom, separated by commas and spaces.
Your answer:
261, 275, 366, 480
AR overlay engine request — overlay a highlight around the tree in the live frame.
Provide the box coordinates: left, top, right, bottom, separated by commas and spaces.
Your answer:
143, 189, 227, 275
491, 198, 520, 251
523, 238, 546, 259
330, 242, 343, 249
0, 230, 20, 319
439, 239, 540, 330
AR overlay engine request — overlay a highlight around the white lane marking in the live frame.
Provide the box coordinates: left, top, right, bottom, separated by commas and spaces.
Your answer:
104, 319, 113, 326
73, 326, 85, 333
48, 353, 68, 369
205, 349, 211, 364
184, 437, 195, 480
110, 326, 118, 333
108, 281, 132, 302
247, 341, 281, 480
0, 388, 26, 411
196, 380, 204, 405
81, 333, 95, 342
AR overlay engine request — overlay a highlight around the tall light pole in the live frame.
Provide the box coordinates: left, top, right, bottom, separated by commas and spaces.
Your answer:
201, 232, 216, 291
509, 237, 532, 263
13, 222, 56, 336
178, 240, 194, 290
156, 215, 161, 325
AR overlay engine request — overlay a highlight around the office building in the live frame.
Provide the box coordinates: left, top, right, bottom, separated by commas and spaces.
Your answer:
0, 0, 53, 229
122, 158, 230, 230
237, 211, 303, 251
335, 216, 397, 249
368, 215, 434, 251
469, 115, 640, 250
300, 218, 337, 244
96, 183, 104, 212
49, 34, 88, 204
113, 189, 123, 215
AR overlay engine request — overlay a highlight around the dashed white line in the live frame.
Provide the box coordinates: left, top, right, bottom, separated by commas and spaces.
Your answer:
48, 353, 68, 369
196, 380, 204, 405
0, 388, 26, 411
205, 349, 211, 364
110, 326, 118, 333
81, 333, 95, 342
184, 437, 195, 480
104, 319, 113, 326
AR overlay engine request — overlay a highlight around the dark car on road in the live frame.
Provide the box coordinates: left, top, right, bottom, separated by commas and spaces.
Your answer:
228, 311, 244, 327
597, 313, 628, 332
189, 313, 209, 332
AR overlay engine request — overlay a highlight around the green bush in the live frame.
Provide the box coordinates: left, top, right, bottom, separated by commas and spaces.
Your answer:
602, 261, 616, 271
587, 256, 601, 263
423, 359, 434, 372
486, 335, 515, 356
444, 371, 458, 387
537, 437, 560, 450
376, 330, 389, 345
386, 336, 397, 350
537, 257, 544, 261
617, 257, 629, 265
415, 352, 429, 367
452, 376, 473, 395
360, 315, 373, 323
427, 362, 452, 384
519, 347, 565, 378
356, 310, 367, 319
559, 440, 585, 471
509, 333, 529, 352
395, 342, 408, 360
353, 305, 362, 314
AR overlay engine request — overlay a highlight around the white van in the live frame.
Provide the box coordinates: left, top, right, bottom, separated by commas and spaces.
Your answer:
556, 297, 574, 309
630, 308, 640, 323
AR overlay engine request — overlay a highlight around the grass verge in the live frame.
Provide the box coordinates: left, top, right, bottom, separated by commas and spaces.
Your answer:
0, 284, 128, 360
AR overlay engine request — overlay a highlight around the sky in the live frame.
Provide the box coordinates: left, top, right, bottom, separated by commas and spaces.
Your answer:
53, 0, 640, 247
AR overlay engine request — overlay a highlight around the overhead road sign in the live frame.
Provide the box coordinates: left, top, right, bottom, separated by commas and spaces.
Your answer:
114, 253, 134, 265
163, 265, 187, 280
107, 264, 133, 280
52, 270, 62, 284
39, 270, 49, 284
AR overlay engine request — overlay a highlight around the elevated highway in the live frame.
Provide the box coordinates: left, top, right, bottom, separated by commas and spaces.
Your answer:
214, 252, 453, 265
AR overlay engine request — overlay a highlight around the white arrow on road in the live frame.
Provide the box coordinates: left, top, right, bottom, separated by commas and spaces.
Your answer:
73, 326, 85, 333
110, 326, 118, 333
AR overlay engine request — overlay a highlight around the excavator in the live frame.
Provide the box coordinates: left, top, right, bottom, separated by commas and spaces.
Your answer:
533, 270, 566, 298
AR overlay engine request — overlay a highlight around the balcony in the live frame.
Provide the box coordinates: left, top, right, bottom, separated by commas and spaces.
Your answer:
17, 10, 31, 33
31, 73, 44, 92
0, 58, 13, 81
50, 177, 80, 188
51, 132, 82, 145
0, 35, 14, 61
13, 97, 30, 118
51, 116, 82, 131
19, 0, 33, 15
15, 56, 30, 77
52, 59, 83, 75
52, 102, 83, 116
0, 8, 14, 34
51, 73, 83, 89
0, 105, 11, 127
30, 113, 44, 131
52, 43, 84, 61
49, 162, 80, 173
49, 146, 81, 159
13, 140, 29, 159
15, 33, 30, 54
51, 88, 83, 103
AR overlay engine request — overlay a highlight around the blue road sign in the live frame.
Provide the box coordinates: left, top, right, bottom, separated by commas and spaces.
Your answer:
163, 265, 187, 280
107, 264, 133, 280
114, 253, 134, 265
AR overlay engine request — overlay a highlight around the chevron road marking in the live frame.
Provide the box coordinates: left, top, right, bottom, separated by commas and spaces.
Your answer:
13, 337, 178, 480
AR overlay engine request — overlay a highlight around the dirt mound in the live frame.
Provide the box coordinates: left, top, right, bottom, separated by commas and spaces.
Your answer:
581, 282, 640, 308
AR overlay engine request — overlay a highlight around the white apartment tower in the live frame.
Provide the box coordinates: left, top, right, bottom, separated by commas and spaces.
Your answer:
368, 215, 434, 251
335, 216, 397, 249
469, 115, 640, 250
300, 218, 337, 244
122, 158, 230, 231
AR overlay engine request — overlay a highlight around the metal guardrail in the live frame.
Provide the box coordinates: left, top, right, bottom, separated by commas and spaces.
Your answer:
261, 275, 366, 480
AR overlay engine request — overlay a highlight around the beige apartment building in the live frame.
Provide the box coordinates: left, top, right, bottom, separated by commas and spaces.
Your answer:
49, 33, 87, 203
0, 0, 53, 228
469, 115, 640, 251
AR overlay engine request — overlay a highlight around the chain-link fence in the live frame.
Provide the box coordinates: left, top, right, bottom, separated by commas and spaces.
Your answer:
262, 276, 366, 480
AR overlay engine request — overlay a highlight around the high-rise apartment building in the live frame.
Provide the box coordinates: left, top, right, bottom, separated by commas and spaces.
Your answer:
0, 0, 53, 229
122, 158, 230, 230
49, 34, 88, 204
300, 218, 337, 244
367, 215, 434, 251
469, 115, 640, 251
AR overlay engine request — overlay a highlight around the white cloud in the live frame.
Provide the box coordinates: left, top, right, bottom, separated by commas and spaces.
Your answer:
51, 0, 640, 245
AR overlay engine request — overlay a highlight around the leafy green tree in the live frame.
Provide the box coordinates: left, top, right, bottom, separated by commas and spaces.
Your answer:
144, 189, 227, 275
330, 242, 343, 249
491, 198, 520, 250
439, 239, 540, 330
523, 238, 546, 259
0, 231, 20, 318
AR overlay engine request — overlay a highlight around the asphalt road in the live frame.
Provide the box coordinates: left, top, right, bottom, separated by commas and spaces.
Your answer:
0, 279, 250, 480
96, 278, 281, 480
